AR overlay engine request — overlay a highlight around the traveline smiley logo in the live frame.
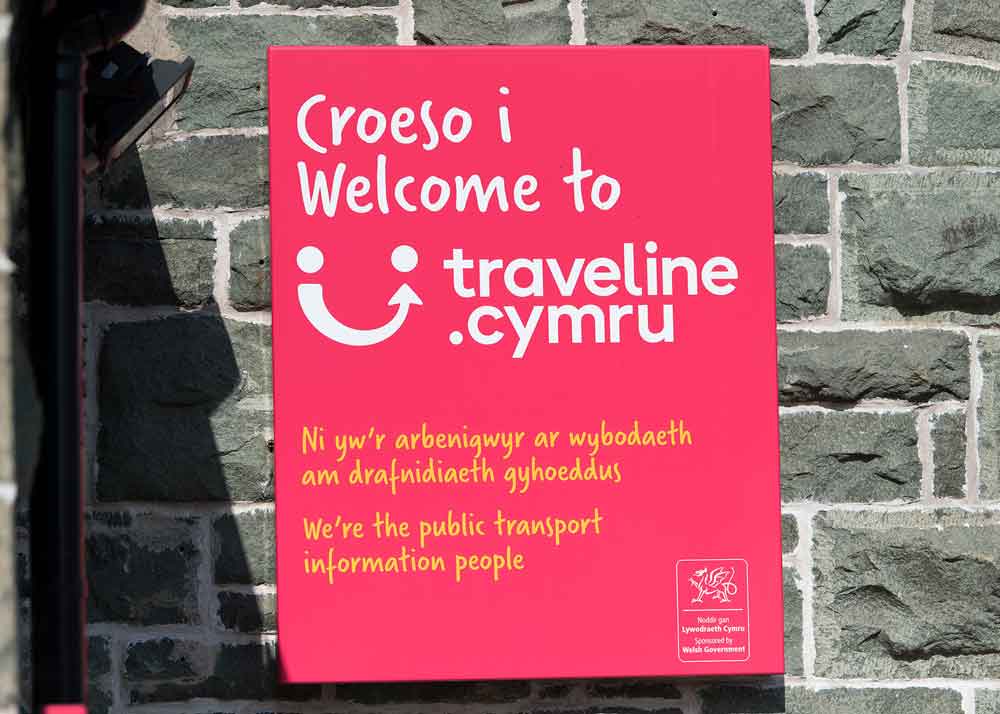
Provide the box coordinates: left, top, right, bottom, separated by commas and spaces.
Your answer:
296, 244, 422, 346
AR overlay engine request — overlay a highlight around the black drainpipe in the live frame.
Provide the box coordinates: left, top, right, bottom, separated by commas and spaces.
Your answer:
27, 2, 146, 711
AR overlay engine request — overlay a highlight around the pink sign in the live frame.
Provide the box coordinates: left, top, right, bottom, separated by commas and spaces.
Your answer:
267, 46, 782, 682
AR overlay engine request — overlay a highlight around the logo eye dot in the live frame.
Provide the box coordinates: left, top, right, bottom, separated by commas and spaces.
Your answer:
297, 246, 324, 274
391, 245, 418, 273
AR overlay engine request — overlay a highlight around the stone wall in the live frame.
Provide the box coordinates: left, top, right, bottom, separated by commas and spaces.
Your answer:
55, 0, 1000, 713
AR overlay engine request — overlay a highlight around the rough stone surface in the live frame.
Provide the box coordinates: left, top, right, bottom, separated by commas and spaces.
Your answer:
161, 0, 226, 6
913, 0, 1000, 62
584, 0, 808, 58
512, 709, 680, 714
931, 409, 967, 498
87, 512, 200, 625
782, 514, 799, 553
773, 173, 829, 234
415, 0, 504, 43
533, 681, 576, 699
784, 569, 803, 675
85, 216, 215, 243
978, 336, 1000, 499
699, 685, 785, 714
230, 218, 270, 311
85, 216, 215, 307
89, 636, 114, 714
214, 510, 275, 585
778, 330, 970, 404
87, 241, 213, 306
217, 591, 276, 633
333, 680, 532, 705
701, 686, 962, 714
581, 680, 681, 700
979, 690, 1000, 713
780, 410, 920, 503
169, 16, 396, 129
909, 61, 1000, 166
814, 510, 1000, 677
97, 315, 273, 502
124, 639, 319, 703
776, 244, 830, 322
525, 681, 683, 708
241, 0, 394, 6
771, 65, 900, 165
505, 0, 572, 45
841, 173, 1000, 324
88, 135, 269, 210
815, 0, 904, 55
414, 0, 570, 45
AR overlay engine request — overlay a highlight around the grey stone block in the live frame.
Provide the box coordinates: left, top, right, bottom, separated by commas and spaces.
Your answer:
913, 0, 1000, 62
505, 0, 573, 45
124, 639, 319, 703
515, 709, 680, 714
931, 409, 966, 498
416, 0, 505, 43
161, 0, 226, 5
582, 679, 681, 700
414, 0, 570, 45
217, 591, 276, 633
977, 690, 1000, 714
534, 681, 578, 699
782, 514, 799, 553
774, 173, 829, 234
771, 65, 900, 165
782, 688, 961, 713
85, 216, 215, 308
332, 679, 532, 705
230, 218, 270, 311
841, 172, 1000, 324
241, 0, 394, 5
89, 636, 114, 714
977, 335, 1000, 499
168, 16, 396, 130
585, 0, 808, 58
784, 569, 803, 675
781, 410, 920, 503
213, 510, 275, 585
86, 216, 215, 242
815, 0, 904, 55
814, 510, 1000, 677
699, 685, 785, 714
97, 315, 273, 502
910, 61, 1000, 166
776, 244, 830, 322
89, 135, 269, 210
778, 330, 970, 404
87, 511, 201, 625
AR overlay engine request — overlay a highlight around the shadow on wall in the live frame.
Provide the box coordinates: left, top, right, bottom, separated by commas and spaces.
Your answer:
14, 133, 293, 707
78, 144, 298, 712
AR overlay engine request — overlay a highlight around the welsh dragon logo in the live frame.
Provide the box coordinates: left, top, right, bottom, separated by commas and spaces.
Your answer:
689, 565, 738, 604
